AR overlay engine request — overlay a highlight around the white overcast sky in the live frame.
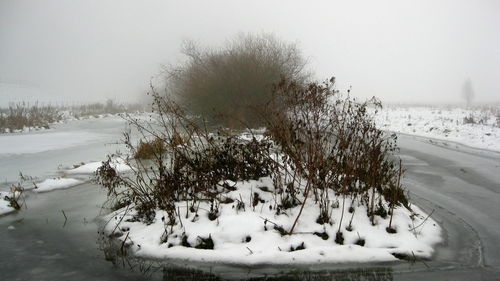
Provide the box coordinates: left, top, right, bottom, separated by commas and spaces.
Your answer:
0, 0, 499, 105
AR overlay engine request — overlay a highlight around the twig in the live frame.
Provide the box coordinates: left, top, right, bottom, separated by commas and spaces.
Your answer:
258, 216, 280, 227
61, 210, 68, 228
120, 232, 130, 255
246, 247, 253, 254
409, 209, 435, 233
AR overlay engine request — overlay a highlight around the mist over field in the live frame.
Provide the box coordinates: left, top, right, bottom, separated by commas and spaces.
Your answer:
1, 0, 499, 106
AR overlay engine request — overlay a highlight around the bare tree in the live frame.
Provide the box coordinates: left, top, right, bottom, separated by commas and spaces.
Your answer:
462, 78, 474, 108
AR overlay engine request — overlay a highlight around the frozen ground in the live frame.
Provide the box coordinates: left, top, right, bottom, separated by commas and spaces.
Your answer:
373, 106, 500, 152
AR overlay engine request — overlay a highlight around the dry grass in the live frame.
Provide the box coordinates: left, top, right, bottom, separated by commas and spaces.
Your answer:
0, 100, 145, 133
0, 102, 62, 132
134, 138, 166, 159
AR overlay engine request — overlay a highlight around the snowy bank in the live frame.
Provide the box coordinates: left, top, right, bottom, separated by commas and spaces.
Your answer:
34, 177, 84, 192
67, 160, 131, 175
373, 106, 500, 151
101, 178, 442, 265
0, 191, 19, 216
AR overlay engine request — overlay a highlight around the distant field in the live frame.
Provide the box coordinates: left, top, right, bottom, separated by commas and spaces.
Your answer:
373, 105, 500, 151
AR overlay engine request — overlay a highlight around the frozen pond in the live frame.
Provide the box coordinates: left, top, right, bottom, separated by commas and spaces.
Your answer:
1, 118, 500, 280
0, 116, 128, 187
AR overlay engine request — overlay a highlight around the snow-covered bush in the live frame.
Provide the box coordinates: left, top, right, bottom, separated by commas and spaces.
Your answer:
96, 77, 410, 251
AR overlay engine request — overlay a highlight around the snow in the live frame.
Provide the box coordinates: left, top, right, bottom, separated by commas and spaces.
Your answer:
0, 191, 16, 216
101, 178, 442, 265
34, 177, 84, 193
373, 106, 500, 151
67, 159, 131, 174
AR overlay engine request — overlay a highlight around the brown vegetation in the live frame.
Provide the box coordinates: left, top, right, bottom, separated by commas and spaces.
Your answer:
96, 76, 409, 239
164, 33, 309, 128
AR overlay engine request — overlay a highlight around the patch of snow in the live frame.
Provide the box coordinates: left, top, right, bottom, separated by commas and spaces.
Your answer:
7, 225, 15, 230
373, 106, 500, 152
102, 178, 441, 265
67, 159, 131, 175
34, 177, 84, 193
0, 191, 16, 215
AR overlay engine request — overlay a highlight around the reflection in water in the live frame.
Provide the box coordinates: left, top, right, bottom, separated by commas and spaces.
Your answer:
100, 233, 393, 281
161, 266, 393, 281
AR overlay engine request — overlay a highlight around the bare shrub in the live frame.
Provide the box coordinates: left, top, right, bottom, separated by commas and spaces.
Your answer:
262, 78, 408, 233
164, 33, 309, 128
96, 91, 274, 225
96, 76, 409, 241
463, 115, 475, 124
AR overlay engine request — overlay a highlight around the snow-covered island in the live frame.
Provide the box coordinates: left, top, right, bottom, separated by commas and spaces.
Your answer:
95, 84, 443, 266
102, 177, 441, 265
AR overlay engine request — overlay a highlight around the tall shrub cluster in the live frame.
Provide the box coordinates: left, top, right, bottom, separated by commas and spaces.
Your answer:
164, 33, 309, 128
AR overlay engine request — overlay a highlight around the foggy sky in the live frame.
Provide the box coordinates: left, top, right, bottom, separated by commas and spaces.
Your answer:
1, 0, 499, 105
